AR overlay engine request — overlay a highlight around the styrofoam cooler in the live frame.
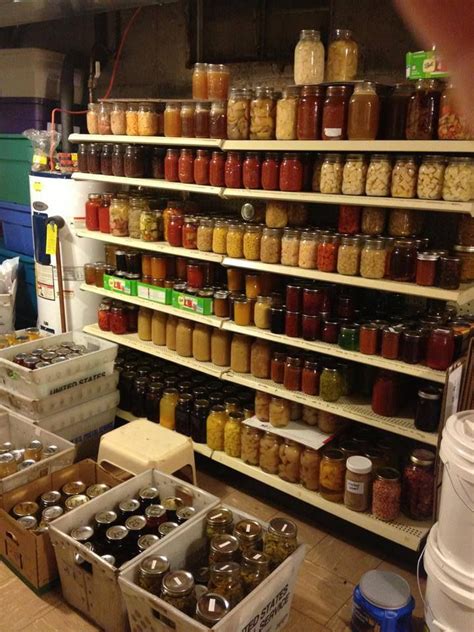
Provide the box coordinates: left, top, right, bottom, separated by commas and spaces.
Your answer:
118, 505, 306, 632
0, 331, 117, 398
438, 410, 474, 572
48, 469, 219, 632
0, 372, 119, 420
0, 407, 75, 495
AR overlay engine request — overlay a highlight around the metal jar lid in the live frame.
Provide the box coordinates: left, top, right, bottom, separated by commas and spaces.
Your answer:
42, 505, 64, 522
125, 515, 147, 532
158, 521, 179, 538
65, 494, 89, 510
176, 506, 196, 522
138, 534, 160, 552
410, 448, 435, 466
119, 498, 141, 513
12, 501, 39, 517
418, 386, 442, 400
86, 483, 111, 499
106, 525, 129, 542
196, 593, 230, 625
16, 515, 38, 530
210, 534, 240, 555
42, 445, 59, 458
18, 459, 36, 470
206, 506, 233, 526
70, 525, 94, 542
162, 496, 184, 512
0, 441, 14, 453
242, 550, 270, 567
145, 504, 166, 519
162, 570, 194, 596
211, 561, 240, 577
138, 486, 160, 501
95, 510, 118, 526
268, 517, 297, 539
139, 555, 170, 576
62, 481, 86, 496
101, 554, 116, 566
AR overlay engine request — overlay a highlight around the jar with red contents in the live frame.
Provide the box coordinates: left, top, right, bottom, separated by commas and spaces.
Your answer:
261, 153, 280, 190
286, 284, 302, 311
285, 311, 301, 337
85, 194, 101, 231
100, 144, 113, 175
279, 153, 303, 192
302, 314, 321, 341
125, 305, 139, 333
381, 326, 401, 360
110, 305, 127, 335
195, 102, 210, 138
390, 239, 417, 282
302, 360, 320, 395
337, 295, 355, 321
322, 85, 351, 140
284, 356, 302, 391
98, 300, 112, 331
178, 149, 194, 184
338, 205, 361, 235
175, 256, 187, 280
209, 151, 225, 186
242, 152, 261, 189
416, 252, 439, 286
271, 352, 286, 384
164, 148, 179, 182
193, 149, 210, 185
302, 287, 325, 315
183, 216, 198, 249
317, 235, 339, 272
402, 449, 435, 520
359, 323, 379, 355
225, 151, 242, 188
321, 319, 339, 344
168, 214, 184, 247
297, 85, 324, 140
98, 193, 113, 234
426, 327, 454, 370
371, 370, 400, 417
187, 263, 205, 289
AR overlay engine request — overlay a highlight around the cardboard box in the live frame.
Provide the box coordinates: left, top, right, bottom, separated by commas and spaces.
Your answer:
172, 290, 213, 315
137, 281, 172, 305
406, 50, 449, 79
104, 274, 138, 297
0, 459, 120, 592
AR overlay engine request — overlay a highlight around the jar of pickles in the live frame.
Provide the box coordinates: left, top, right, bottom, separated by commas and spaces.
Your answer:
109, 198, 129, 237
227, 88, 251, 140
320, 449, 346, 502
365, 154, 392, 196
276, 87, 299, 140
320, 367, 343, 402
250, 87, 276, 141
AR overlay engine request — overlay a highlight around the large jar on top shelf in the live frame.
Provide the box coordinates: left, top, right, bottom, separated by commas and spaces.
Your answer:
326, 29, 358, 81
405, 79, 442, 140
296, 85, 324, 140
322, 85, 351, 140
294, 29, 325, 85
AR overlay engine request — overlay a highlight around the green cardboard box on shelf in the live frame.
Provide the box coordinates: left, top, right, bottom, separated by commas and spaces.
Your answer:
172, 290, 213, 315
137, 281, 172, 305
104, 274, 138, 297
406, 50, 449, 79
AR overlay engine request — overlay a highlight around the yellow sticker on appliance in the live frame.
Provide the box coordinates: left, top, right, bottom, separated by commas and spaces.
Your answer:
45, 223, 58, 256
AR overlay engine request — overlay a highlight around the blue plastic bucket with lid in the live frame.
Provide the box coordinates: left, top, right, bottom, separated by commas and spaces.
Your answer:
351, 570, 415, 631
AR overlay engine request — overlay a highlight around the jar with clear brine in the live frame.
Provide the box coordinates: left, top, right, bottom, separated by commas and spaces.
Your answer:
294, 29, 325, 85
342, 153, 367, 195
260, 228, 281, 264
227, 88, 251, 140
337, 236, 361, 276
241, 426, 262, 465
442, 157, 473, 202
320, 154, 343, 194
365, 154, 391, 196
320, 449, 345, 502
417, 155, 446, 200
269, 397, 290, 428
360, 238, 386, 279
259, 432, 281, 474
250, 87, 276, 140
348, 82, 380, 140
361, 206, 386, 235
276, 87, 299, 140
391, 155, 417, 198
326, 29, 358, 81
278, 440, 302, 483
406, 79, 442, 140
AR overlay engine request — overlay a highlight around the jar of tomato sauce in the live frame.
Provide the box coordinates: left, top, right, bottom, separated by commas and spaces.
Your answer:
164, 148, 179, 182
163, 201, 183, 242
359, 323, 378, 355
194, 149, 210, 185
261, 153, 280, 190
284, 356, 302, 391
371, 370, 400, 417
210, 151, 225, 186
322, 84, 351, 140
178, 149, 194, 184
242, 152, 261, 189
279, 153, 303, 192
86, 194, 101, 231
225, 151, 242, 188
168, 214, 184, 247
297, 85, 324, 140
302, 360, 320, 395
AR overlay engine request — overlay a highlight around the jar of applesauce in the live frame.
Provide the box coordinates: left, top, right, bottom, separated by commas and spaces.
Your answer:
230, 334, 251, 373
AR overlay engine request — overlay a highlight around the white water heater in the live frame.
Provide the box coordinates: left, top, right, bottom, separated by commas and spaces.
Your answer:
29, 174, 110, 333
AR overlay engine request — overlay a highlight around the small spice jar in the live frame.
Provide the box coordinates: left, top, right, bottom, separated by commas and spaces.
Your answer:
320, 449, 346, 502
372, 467, 401, 521
344, 455, 372, 512
403, 449, 435, 520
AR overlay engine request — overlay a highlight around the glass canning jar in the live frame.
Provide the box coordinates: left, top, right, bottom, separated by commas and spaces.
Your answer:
242, 224, 262, 261
361, 206, 386, 235
381, 326, 401, 360
164, 148, 179, 182
278, 439, 302, 483
183, 215, 198, 249
245, 273, 261, 299
168, 213, 184, 247
416, 252, 439, 286
208, 150, 225, 186
160, 388, 179, 430
226, 223, 244, 258
426, 327, 454, 371
254, 295, 272, 329
326, 29, 358, 81
212, 220, 228, 255
342, 153, 367, 195
250, 339, 271, 378
175, 319, 193, 357
138, 103, 159, 136
389, 208, 420, 237
382, 83, 413, 139
264, 517, 297, 570
224, 411, 243, 457
87, 143, 101, 173
438, 81, 471, 139
227, 88, 251, 140
372, 467, 401, 521
371, 370, 400, 417
339, 324, 360, 351
296, 85, 324, 140
126, 103, 139, 135
298, 230, 318, 269
300, 446, 321, 491
390, 239, 417, 282
193, 323, 211, 362
250, 87, 276, 141
211, 330, 231, 367
196, 218, 213, 252
180, 103, 195, 138
320, 367, 343, 402
279, 152, 303, 192
255, 390, 271, 422
322, 85, 351, 140
98, 102, 112, 134
454, 245, 474, 282
260, 228, 282, 264
100, 144, 113, 175
207, 64, 229, 100
77, 143, 88, 172
281, 228, 300, 266
359, 323, 379, 355
259, 431, 281, 474
320, 449, 346, 502
294, 29, 324, 85
178, 148, 194, 184
242, 152, 261, 190
391, 155, 418, 198
210, 101, 227, 139
283, 356, 302, 391
338, 205, 361, 234
365, 154, 392, 196
109, 198, 129, 237
302, 360, 320, 395
406, 79, 442, 140
276, 86, 299, 140
417, 154, 446, 200
402, 448, 435, 520
457, 214, 474, 246
348, 82, 380, 140
161, 571, 196, 616
224, 151, 242, 188
124, 145, 145, 178
344, 455, 372, 512
442, 157, 474, 202
415, 386, 442, 433
207, 405, 228, 451
230, 333, 251, 373
241, 551, 270, 594
164, 102, 182, 137
262, 152, 280, 190
241, 425, 262, 466
317, 234, 339, 272
337, 235, 361, 276
140, 209, 158, 242
195, 102, 210, 138
192, 62, 208, 99
86, 102, 99, 134
360, 238, 386, 279
269, 397, 290, 428
286, 284, 302, 311
320, 153, 343, 194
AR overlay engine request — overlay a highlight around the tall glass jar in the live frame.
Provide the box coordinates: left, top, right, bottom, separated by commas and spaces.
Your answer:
192, 62, 208, 99
193, 323, 211, 362
209, 150, 225, 185
278, 440, 302, 483
276, 87, 299, 140
281, 228, 300, 266
166, 315, 178, 350
86, 103, 99, 134
417, 154, 446, 200
211, 330, 231, 367
298, 230, 318, 269
294, 29, 325, 85
269, 397, 290, 427
317, 234, 339, 272
176, 319, 193, 357
337, 235, 361, 276
160, 388, 179, 430
260, 228, 281, 264
300, 447, 321, 491
364, 154, 391, 196
279, 152, 303, 192
296, 85, 324, 140
242, 152, 261, 190
109, 198, 129, 237
426, 327, 454, 370
224, 411, 243, 457
241, 425, 262, 465
98, 102, 112, 135
442, 157, 473, 202
390, 239, 417, 282
230, 334, 251, 373
259, 432, 281, 474
382, 83, 413, 140
402, 449, 435, 520
138, 103, 159, 136
227, 88, 251, 140
361, 206, 386, 235
406, 79, 442, 140
250, 339, 271, 379
320, 154, 343, 194
210, 101, 227, 139
371, 370, 399, 417
243, 225, 262, 261
372, 467, 401, 521
360, 238, 386, 279
195, 102, 210, 138
164, 102, 182, 137
180, 103, 195, 138
322, 85, 351, 140
347, 82, 380, 140
207, 405, 228, 451
326, 29, 358, 81
250, 87, 276, 140
438, 81, 471, 139
126, 103, 139, 135
320, 449, 346, 502
207, 64, 230, 100
388, 208, 419, 237
342, 154, 367, 195
320, 367, 343, 402
391, 155, 418, 198
110, 102, 126, 135
224, 151, 242, 188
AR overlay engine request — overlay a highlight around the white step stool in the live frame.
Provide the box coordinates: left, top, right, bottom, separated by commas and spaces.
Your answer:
97, 420, 197, 484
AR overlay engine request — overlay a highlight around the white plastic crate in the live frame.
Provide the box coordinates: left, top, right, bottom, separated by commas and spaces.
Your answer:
48, 469, 219, 632
0, 407, 75, 495
0, 372, 119, 420
0, 331, 117, 398
118, 505, 306, 632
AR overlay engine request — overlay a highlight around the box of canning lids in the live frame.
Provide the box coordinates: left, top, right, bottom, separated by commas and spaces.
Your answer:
0, 459, 120, 592
104, 274, 138, 297
137, 281, 172, 305
172, 290, 213, 316
406, 50, 449, 79
118, 504, 306, 632
48, 469, 219, 632
0, 407, 75, 497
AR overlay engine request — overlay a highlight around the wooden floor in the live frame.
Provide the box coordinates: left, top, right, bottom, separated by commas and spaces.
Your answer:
0, 455, 426, 631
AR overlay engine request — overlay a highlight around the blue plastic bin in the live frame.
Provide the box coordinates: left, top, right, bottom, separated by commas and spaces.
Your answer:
0, 201, 33, 257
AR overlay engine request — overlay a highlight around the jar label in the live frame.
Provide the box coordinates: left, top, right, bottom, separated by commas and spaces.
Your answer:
324, 127, 342, 137
346, 480, 365, 495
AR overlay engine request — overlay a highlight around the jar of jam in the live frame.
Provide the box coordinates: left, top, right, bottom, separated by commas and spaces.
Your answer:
209, 151, 225, 186
390, 239, 417, 282
210, 101, 227, 139
371, 370, 399, 417
322, 85, 351, 140
301, 314, 320, 341
180, 103, 195, 137
347, 81, 380, 140
302, 287, 324, 315
283, 356, 302, 391
98, 300, 111, 331
187, 263, 204, 289
195, 102, 210, 138
416, 252, 439, 286
400, 330, 425, 364
214, 290, 229, 318
178, 148, 194, 184
193, 149, 210, 185
402, 449, 435, 519
285, 310, 301, 337
164, 148, 179, 182
359, 323, 378, 355
297, 85, 324, 140
224, 151, 242, 188
85, 194, 101, 231
279, 153, 303, 192
110, 306, 127, 335
321, 319, 339, 344
242, 152, 261, 190
438, 256, 462, 290
380, 326, 401, 360
261, 153, 280, 190
302, 360, 320, 395
270, 307, 285, 334
415, 386, 442, 433
426, 327, 454, 371
406, 79, 442, 140
124, 145, 144, 178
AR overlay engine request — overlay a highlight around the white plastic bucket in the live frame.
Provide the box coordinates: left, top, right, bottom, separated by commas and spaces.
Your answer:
424, 524, 474, 632
438, 410, 474, 572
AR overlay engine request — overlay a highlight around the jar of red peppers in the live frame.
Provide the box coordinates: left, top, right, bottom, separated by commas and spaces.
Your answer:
243, 152, 261, 189
225, 151, 242, 188
279, 153, 303, 192
98, 300, 112, 331
193, 149, 210, 185
297, 85, 324, 140
261, 153, 280, 190
110, 305, 127, 335
322, 84, 351, 140
317, 234, 339, 272
168, 214, 184, 247
371, 370, 399, 417
338, 205, 361, 234
402, 449, 435, 520
372, 467, 401, 521
165, 148, 180, 182
178, 149, 194, 184
209, 151, 225, 186
86, 194, 101, 231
